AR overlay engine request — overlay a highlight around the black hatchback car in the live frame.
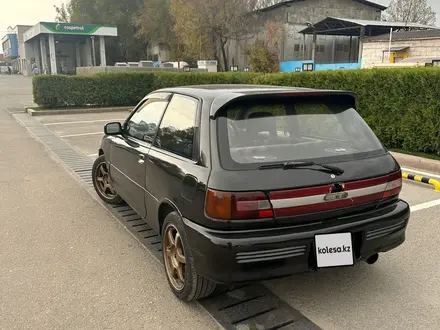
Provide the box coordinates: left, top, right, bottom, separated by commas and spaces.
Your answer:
92, 85, 410, 301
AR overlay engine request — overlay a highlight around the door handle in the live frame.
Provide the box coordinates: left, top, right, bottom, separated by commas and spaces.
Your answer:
138, 154, 145, 164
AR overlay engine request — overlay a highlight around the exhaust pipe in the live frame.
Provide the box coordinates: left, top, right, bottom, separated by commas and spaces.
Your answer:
366, 253, 379, 265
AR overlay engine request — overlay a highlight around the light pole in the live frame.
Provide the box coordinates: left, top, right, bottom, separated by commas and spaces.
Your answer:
306, 21, 316, 62
388, 27, 393, 63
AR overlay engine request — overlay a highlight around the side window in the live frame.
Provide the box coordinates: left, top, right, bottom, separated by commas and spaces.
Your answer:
125, 98, 168, 143
155, 94, 198, 159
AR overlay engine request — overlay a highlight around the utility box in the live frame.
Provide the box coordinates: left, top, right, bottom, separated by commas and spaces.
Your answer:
197, 60, 218, 72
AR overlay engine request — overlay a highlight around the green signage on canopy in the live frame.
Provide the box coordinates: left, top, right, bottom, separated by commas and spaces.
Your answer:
40, 22, 118, 36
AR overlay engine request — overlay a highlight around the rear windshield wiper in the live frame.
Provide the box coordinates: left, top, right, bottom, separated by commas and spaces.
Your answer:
259, 161, 344, 176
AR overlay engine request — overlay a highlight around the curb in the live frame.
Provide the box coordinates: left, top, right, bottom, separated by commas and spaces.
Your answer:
391, 151, 440, 174
26, 106, 134, 116
402, 172, 440, 191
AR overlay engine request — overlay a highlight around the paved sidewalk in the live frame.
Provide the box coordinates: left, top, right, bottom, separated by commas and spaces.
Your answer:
0, 76, 219, 330
392, 152, 440, 175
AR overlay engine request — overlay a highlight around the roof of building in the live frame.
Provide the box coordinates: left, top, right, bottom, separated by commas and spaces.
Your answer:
365, 29, 440, 41
356, 0, 388, 10
385, 46, 410, 52
299, 17, 437, 36
256, 0, 387, 12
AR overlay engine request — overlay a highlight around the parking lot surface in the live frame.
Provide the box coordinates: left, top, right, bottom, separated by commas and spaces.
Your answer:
0, 77, 220, 330
2, 75, 440, 330
37, 112, 127, 157
37, 110, 440, 329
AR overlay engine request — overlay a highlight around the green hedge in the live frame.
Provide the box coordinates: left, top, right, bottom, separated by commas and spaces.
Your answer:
254, 68, 440, 155
33, 72, 260, 108
33, 68, 440, 155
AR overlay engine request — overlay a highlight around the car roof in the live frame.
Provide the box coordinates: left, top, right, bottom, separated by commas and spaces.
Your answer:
149, 84, 357, 117
156, 84, 316, 97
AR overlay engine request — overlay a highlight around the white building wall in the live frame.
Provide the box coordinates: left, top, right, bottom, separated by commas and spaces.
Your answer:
23, 42, 34, 75
16, 27, 28, 58
362, 38, 440, 68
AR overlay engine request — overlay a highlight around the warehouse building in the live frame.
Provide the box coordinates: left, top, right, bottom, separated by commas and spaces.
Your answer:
227, 0, 388, 71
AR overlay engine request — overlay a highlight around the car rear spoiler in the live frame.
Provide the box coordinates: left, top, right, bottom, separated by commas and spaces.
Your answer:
209, 90, 358, 119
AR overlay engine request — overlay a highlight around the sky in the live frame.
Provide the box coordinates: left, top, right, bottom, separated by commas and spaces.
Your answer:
0, 0, 440, 38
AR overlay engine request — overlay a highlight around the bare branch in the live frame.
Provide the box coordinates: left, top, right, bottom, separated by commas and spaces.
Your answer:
384, 0, 436, 25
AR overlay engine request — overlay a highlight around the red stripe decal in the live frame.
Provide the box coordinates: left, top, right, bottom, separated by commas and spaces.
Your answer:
344, 175, 390, 190
274, 192, 385, 217
270, 172, 398, 200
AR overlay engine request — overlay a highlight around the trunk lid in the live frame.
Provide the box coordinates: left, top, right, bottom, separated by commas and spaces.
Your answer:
207, 92, 402, 224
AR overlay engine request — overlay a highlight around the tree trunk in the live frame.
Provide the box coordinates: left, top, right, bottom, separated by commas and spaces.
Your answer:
220, 38, 228, 72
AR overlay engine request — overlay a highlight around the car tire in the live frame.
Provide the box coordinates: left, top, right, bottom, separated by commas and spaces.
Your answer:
92, 155, 124, 205
162, 211, 216, 301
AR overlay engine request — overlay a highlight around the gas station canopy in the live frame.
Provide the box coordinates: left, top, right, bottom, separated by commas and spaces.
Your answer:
23, 22, 118, 75
24, 22, 117, 42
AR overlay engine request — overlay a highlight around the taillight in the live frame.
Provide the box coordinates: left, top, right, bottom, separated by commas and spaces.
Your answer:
205, 189, 274, 220
382, 170, 402, 199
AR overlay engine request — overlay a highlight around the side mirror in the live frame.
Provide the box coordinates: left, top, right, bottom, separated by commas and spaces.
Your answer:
104, 122, 122, 135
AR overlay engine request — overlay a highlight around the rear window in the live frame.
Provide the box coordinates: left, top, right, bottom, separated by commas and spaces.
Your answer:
216, 95, 385, 169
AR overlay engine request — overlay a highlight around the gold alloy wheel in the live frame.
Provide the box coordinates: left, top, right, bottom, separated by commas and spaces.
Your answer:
164, 224, 186, 290
95, 162, 118, 199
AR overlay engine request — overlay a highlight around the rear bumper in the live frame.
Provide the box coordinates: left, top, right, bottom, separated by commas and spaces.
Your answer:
183, 200, 410, 284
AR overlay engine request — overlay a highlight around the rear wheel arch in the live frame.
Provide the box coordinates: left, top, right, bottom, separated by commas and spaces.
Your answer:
98, 149, 104, 156
158, 200, 182, 234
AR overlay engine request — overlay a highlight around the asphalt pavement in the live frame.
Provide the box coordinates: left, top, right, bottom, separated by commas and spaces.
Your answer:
2, 74, 440, 330
0, 75, 220, 330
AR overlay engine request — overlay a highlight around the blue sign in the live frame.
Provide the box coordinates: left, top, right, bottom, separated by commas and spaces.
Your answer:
2, 34, 18, 58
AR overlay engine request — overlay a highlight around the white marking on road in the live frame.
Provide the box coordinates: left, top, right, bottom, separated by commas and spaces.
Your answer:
88, 154, 98, 157
44, 119, 124, 126
60, 132, 103, 138
401, 167, 440, 179
411, 199, 440, 212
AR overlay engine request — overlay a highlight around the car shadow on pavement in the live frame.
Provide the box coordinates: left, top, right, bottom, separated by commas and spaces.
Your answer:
263, 260, 403, 308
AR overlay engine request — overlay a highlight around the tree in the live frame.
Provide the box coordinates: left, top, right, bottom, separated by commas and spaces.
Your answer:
246, 21, 284, 73
170, 0, 281, 70
54, 2, 72, 22
384, 0, 436, 25
133, 0, 177, 60
55, 0, 285, 67
54, 0, 146, 63
170, 0, 215, 62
